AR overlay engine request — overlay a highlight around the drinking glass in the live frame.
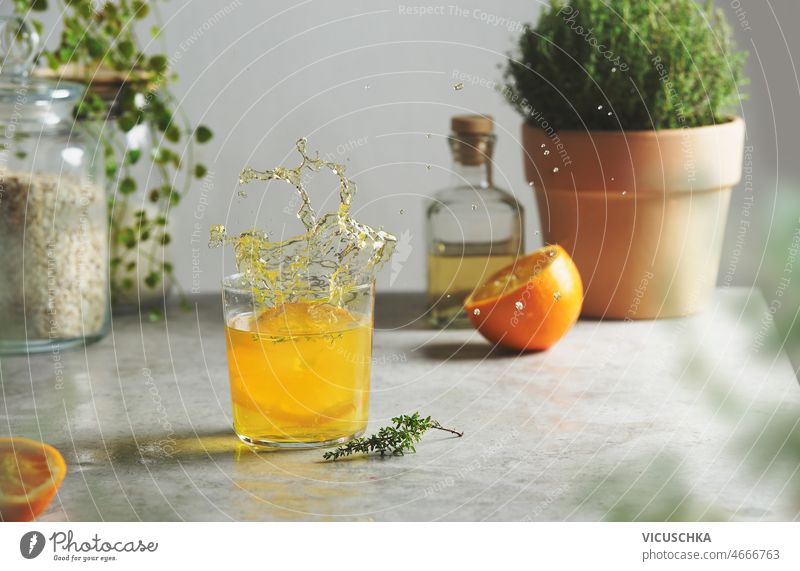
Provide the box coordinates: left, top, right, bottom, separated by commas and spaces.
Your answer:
222, 273, 374, 448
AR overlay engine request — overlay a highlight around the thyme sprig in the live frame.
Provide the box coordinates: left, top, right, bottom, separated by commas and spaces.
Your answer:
323, 412, 463, 461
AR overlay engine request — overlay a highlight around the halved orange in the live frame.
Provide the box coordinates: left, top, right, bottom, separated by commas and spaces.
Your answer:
464, 244, 583, 351
0, 437, 67, 522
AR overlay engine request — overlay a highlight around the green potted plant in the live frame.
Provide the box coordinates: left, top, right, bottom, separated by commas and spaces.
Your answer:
503, 0, 747, 319
15, 0, 213, 316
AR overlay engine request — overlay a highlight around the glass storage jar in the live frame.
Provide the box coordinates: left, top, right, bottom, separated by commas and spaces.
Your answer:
0, 16, 108, 354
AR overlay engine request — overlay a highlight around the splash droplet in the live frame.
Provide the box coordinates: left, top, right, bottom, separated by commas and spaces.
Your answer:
621, 191, 627, 196
611, 67, 617, 73
610, 177, 615, 182
473, 308, 480, 316
426, 133, 431, 139
426, 164, 432, 170
607, 111, 613, 116
540, 143, 546, 148
597, 105, 603, 110
399, 209, 405, 214
554, 291, 562, 301
515, 301, 524, 311
471, 204, 477, 211
453, 82, 464, 91
528, 181, 534, 187
364, 84, 371, 90
552, 167, 559, 173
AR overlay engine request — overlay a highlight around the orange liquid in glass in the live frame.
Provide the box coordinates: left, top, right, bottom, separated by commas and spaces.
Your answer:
225, 301, 372, 445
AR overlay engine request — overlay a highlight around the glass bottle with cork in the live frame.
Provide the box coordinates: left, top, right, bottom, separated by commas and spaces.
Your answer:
426, 114, 525, 328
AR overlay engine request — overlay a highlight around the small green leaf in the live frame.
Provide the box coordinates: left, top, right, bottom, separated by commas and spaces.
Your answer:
144, 272, 160, 288
118, 114, 137, 132
105, 158, 118, 179
119, 177, 137, 195
118, 40, 135, 59
165, 124, 181, 143
133, 1, 150, 19
44, 51, 60, 70
195, 126, 213, 143
149, 55, 168, 73
126, 149, 141, 164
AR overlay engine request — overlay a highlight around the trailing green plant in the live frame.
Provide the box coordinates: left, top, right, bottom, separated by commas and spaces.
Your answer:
322, 413, 463, 461
14, 0, 213, 311
503, 0, 748, 130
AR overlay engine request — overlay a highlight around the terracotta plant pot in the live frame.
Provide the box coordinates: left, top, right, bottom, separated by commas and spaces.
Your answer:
523, 118, 746, 319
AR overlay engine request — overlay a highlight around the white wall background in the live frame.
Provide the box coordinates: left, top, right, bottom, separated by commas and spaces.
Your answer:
11, 0, 800, 294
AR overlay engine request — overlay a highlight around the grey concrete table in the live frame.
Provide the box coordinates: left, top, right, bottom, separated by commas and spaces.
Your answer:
1, 289, 799, 521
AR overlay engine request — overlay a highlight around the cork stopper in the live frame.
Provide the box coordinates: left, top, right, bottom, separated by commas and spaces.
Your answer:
450, 114, 495, 166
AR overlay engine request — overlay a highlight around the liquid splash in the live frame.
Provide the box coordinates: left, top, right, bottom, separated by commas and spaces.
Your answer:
210, 138, 396, 306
